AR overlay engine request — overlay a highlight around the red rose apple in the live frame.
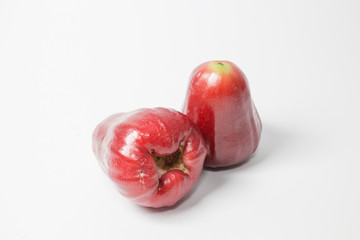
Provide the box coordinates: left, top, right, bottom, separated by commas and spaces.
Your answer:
92, 108, 207, 208
182, 61, 262, 168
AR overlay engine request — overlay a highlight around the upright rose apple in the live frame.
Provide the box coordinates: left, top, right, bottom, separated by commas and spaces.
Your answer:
182, 61, 262, 168
92, 107, 207, 208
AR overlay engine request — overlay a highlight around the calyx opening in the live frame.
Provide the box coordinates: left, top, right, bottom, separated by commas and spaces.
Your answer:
152, 141, 189, 176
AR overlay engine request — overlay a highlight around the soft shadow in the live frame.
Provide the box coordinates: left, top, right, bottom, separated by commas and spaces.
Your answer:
138, 123, 289, 212
138, 170, 226, 213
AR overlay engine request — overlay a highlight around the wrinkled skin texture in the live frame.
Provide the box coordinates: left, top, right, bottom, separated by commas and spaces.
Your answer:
92, 108, 207, 208
182, 61, 262, 168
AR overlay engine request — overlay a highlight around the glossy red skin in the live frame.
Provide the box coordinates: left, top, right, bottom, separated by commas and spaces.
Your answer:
92, 108, 207, 208
183, 61, 262, 168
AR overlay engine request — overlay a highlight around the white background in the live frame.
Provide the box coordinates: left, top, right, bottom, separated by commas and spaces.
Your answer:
0, 0, 359, 239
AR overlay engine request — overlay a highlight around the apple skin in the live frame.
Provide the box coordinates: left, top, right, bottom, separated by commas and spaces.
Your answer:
92, 107, 207, 208
182, 61, 262, 168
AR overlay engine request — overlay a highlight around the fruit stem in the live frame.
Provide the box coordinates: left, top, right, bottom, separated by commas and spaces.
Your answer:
209, 61, 231, 73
